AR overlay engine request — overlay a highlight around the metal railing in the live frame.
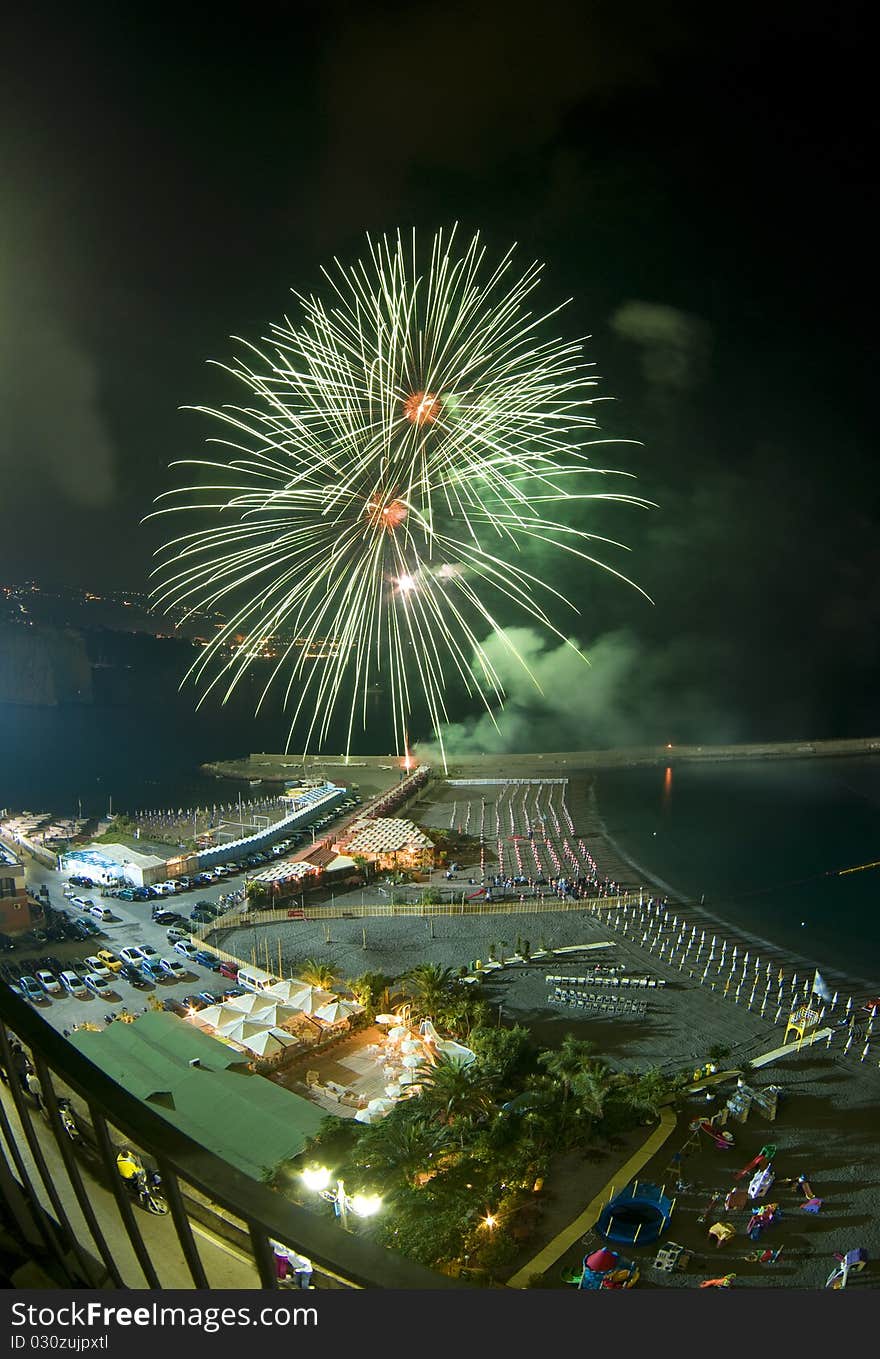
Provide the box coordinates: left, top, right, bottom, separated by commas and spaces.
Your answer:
0, 981, 458, 1290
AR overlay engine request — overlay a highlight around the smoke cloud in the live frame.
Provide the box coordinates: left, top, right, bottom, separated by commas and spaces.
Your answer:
0, 292, 117, 508
418, 625, 741, 760
610, 300, 711, 392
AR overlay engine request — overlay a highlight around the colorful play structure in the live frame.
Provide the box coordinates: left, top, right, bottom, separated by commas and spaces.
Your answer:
825, 1248, 868, 1289
596, 1181, 675, 1246
575, 1247, 640, 1290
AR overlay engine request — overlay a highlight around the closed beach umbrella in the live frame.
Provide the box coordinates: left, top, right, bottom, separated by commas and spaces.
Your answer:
401, 1054, 423, 1069
388, 1025, 409, 1041
375, 1014, 398, 1025
401, 1038, 423, 1055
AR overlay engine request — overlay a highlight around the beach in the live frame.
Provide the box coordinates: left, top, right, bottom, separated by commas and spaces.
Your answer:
215, 766, 880, 1287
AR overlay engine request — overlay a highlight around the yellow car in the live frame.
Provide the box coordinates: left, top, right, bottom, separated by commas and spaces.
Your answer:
96, 948, 123, 973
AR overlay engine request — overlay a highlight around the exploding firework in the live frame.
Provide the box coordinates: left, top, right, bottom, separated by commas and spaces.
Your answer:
148, 227, 650, 769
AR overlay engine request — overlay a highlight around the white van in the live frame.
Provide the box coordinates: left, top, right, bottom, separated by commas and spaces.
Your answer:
237, 964, 278, 994
89, 904, 114, 922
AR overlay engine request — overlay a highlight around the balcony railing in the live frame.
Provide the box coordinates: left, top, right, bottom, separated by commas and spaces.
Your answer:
0, 981, 458, 1290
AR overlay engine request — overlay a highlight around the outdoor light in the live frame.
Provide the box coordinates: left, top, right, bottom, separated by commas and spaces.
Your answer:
302, 1165, 331, 1192
483, 1213, 497, 1229
349, 1193, 382, 1218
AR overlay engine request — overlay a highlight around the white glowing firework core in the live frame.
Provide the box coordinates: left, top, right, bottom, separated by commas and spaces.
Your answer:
149, 226, 651, 770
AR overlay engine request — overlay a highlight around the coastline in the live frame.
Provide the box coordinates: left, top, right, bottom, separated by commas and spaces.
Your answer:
575, 775, 880, 995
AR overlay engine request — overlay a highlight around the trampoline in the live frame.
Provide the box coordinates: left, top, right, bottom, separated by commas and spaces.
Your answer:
596, 1181, 674, 1246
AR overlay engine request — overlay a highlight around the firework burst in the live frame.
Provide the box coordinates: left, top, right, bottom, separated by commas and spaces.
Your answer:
148, 227, 651, 769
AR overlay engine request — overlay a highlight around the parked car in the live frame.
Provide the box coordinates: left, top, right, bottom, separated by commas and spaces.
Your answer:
140, 961, 166, 984
120, 963, 152, 989
36, 969, 62, 996
83, 973, 117, 1000
197, 990, 223, 1006
20, 975, 48, 1004
80, 919, 103, 937
174, 940, 200, 961
89, 904, 114, 922
83, 956, 112, 980
166, 926, 189, 944
116, 888, 136, 901
0, 933, 16, 952
219, 960, 239, 980
181, 994, 207, 1011
96, 949, 123, 973
60, 970, 89, 1000
193, 950, 221, 971
162, 998, 189, 1017
137, 945, 159, 961
71, 896, 93, 910
119, 947, 147, 966
159, 958, 188, 981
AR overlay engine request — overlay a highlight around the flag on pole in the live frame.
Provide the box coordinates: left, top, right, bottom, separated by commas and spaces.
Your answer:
812, 970, 832, 1003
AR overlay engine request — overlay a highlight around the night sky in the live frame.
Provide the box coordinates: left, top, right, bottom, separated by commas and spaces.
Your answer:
2, 1, 877, 747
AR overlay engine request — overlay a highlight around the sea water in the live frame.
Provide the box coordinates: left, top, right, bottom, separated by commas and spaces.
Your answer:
596, 757, 880, 985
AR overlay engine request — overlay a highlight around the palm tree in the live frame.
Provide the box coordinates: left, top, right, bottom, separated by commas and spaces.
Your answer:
299, 957, 337, 989
537, 1035, 596, 1103
353, 1114, 451, 1187
404, 963, 457, 1016
416, 1054, 493, 1144
571, 1060, 613, 1138
613, 1067, 672, 1122
346, 971, 396, 1019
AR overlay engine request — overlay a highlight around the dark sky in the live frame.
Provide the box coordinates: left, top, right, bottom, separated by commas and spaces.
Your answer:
2, 1, 877, 744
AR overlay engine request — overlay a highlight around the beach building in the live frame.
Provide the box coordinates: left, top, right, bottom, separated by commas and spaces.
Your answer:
335, 816, 435, 871
59, 843, 168, 887
0, 843, 37, 936
69, 1011, 325, 1181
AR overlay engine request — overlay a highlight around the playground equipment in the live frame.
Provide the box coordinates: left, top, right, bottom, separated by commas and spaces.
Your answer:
697, 1191, 722, 1223
652, 1240, 692, 1273
419, 1019, 476, 1068
574, 1247, 640, 1290
734, 1144, 777, 1180
747, 1165, 776, 1200
700, 1272, 736, 1288
693, 1118, 735, 1150
825, 1248, 868, 1289
708, 1222, 736, 1248
745, 1245, 784, 1265
596, 1181, 675, 1247
747, 1203, 781, 1241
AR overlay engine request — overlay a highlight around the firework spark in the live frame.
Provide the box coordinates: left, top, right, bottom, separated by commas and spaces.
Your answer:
148, 227, 651, 769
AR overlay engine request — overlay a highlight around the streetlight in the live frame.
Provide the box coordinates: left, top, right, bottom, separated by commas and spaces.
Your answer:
301, 1167, 381, 1230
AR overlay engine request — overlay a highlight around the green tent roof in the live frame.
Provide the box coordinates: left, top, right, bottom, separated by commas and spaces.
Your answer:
70, 1011, 324, 1180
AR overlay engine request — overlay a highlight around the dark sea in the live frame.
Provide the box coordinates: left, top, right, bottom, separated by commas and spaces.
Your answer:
596, 758, 880, 987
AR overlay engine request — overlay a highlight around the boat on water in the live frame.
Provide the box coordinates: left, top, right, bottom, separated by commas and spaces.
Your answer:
249, 779, 262, 787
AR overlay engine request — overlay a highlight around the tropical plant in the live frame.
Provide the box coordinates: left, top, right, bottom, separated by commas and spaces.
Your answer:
570, 1060, 614, 1138
416, 1054, 494, 1142
350, 1110, 452, 1187
245, 880, 268, 902
346, 971, 395, 1018
403, 962, 457, 1016
469, 1024, 533, 1091
537, 1035, 596, 1103
299, 957, 337, 989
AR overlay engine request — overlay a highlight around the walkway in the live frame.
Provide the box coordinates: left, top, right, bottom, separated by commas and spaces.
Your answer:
506, 1105, 677, 1288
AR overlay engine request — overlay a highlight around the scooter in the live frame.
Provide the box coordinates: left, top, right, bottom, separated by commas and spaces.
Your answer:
118, 1153, 169, 1215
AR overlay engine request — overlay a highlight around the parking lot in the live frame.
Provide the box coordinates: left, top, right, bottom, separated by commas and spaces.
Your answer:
1, 796, 361, 1031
